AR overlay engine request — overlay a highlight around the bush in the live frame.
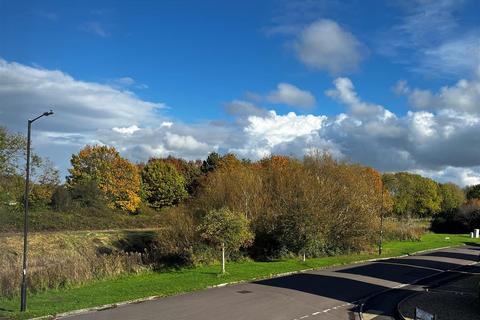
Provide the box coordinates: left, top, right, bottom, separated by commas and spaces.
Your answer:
70, 181, 107, 209
51, 186, 73, 211
431, 200, 480, 233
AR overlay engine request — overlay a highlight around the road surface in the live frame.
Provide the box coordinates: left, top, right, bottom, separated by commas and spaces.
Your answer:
62, 245, 480, 320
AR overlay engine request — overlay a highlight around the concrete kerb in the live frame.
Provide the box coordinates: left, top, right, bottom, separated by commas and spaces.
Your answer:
29, 243, 467, 320
396, 291, 423, 320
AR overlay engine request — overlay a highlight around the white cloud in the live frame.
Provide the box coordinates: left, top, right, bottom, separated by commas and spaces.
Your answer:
112, 125, 140, 135
294, 19, 365, 74
419, 33, 480, 77
161, 121, 173, 128
408, 89, 435, 109
393, 80, 410, 95
165, 133, 210, 153
402, 79, 480, 114
325, 77, 384, 116
380, 1, 479, 78
3, 59, 480, 186
224, 100, 266, 117
0, 59, 165, 135
79, 21, 109, 37
414, 167, 480, 187
266, 83, 316, 108
234, 111, 327, 159
245, 111, 326, 146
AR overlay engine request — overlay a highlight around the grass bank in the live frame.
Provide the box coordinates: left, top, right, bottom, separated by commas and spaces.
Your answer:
0, 233, 477, 319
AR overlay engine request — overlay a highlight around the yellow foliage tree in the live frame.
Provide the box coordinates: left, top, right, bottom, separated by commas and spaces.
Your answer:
67, 145, 141, 213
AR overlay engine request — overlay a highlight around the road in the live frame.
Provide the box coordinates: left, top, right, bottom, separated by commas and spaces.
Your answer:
62, 245, 480, 320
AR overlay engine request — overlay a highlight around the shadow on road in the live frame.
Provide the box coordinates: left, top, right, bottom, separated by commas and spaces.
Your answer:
336, 262, 437, 283
423, 251, 480, 262
385, 258, 462, 270
255, 273, 390, 302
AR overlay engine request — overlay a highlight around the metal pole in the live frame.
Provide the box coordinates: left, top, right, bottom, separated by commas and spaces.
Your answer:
379, 183, 384, 256
20, 120, 32, 312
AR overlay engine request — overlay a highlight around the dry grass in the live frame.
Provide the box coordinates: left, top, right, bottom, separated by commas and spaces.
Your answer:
0, 231, 150, 298
382, 218, 428, 242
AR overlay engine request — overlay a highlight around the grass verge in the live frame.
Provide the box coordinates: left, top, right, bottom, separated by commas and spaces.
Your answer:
1, 233, 478, 319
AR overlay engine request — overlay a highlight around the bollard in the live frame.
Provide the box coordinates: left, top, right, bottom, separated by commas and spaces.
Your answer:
475, 229, 480, 238
471, 232, 475, 238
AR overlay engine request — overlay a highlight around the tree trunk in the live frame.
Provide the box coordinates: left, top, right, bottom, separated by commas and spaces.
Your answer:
221, 242, 225, 274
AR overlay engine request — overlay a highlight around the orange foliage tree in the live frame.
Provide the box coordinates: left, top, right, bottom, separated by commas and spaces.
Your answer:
67, 145, 141, 213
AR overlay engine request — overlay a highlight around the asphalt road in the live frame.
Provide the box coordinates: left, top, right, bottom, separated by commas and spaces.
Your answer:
63, 245, 480, 320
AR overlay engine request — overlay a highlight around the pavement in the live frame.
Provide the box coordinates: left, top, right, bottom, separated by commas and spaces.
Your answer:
61, 245, 480, 320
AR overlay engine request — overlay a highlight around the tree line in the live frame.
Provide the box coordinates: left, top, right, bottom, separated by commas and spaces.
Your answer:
2, 126, 480, 270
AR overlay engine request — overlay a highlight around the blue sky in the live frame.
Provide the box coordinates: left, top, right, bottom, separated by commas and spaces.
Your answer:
1, 0, 480, 185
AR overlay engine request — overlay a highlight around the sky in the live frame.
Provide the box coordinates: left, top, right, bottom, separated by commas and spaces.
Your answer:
1, 0, 480, 186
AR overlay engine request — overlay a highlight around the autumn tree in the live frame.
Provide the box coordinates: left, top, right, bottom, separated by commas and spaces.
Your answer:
197, 207, 253, 273
195, 154, 263, 219
67, 145, 141, 213
304, 152, 380, 254
141, 159, 188, 209
29, 158, 60, 208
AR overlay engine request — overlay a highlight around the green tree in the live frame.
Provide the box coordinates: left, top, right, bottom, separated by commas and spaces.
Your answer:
197, 207, 253, 273
141, 159, 188, 209
0, 127, 57, 207
0, 126, 26, 175
201, 152, 221, 173
466, 184, 480, 200
162, 156, 202, 194
384, 172, 442, 218
439, 182, 465, 212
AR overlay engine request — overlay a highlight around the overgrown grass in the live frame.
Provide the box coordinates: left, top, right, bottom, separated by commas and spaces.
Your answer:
0, 233, 477, 320
0, 231, 153, 298
0, 205, 165, 233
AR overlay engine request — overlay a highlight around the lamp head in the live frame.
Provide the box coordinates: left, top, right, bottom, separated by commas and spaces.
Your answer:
43, 110, 54, 117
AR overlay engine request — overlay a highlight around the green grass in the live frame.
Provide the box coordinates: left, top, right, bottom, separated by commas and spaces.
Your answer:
1, 233, 478, 319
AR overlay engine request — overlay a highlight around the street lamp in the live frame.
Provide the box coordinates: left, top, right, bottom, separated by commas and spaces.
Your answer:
20, 110, 54, 312
378, 176, 394, 256
379, 184, 385, 255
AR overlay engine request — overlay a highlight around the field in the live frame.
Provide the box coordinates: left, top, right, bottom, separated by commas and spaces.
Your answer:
0, 232, 477, 320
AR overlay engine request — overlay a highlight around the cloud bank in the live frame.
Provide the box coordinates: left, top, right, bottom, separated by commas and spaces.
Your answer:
2, 59, 480, 186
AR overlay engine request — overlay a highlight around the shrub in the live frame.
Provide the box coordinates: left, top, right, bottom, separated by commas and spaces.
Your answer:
431, 199, 480, 233
51, 185, 73, 211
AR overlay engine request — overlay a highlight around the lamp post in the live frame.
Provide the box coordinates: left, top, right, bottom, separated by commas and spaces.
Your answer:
379, 185, 385, 255
379, 176, 393, 256
20, 110, 54, 312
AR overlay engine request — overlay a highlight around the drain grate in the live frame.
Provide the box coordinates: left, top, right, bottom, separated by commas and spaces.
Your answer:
237, 290, 252, 294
